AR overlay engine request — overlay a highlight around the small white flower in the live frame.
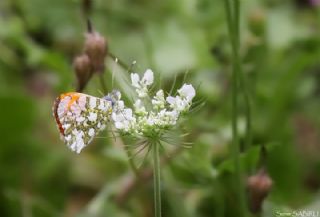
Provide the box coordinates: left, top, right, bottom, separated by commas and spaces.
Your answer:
112, 112, 123, 122
141, 69, 154, 86
115, 121, 126, 130
147, 117, 155, 126
130, 69, 154, 98
178, 84, 195, 102
116, 100, 125, 110
136, 86, 148, 98
166, 96, 176, 105
131, 73, 140, 88
134, 99, 147, 114
112, 108, 135, 131
152, 89, 165, 110
123, 108, 133, 120
166, 95, 190, 112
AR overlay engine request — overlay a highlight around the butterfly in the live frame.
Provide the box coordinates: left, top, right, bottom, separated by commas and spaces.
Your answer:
53, 91, 120, 153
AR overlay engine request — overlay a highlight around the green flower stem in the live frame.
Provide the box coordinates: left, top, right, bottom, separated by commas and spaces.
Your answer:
233, 0, 252, 153
153, 142, 161, 217
241, 73, 252, 152
224, 0, 248, 216
224, 0, 251, 153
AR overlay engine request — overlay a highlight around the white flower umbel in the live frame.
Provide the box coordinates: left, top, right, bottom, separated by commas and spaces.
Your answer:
112, 69, 196, 217
112, 69, 196, 137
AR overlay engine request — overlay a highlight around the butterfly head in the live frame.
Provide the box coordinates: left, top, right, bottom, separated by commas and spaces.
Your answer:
103, 89, 121, 107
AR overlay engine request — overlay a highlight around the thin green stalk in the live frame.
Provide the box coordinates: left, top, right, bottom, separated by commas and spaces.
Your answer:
224, 0, 247, 216
240, 73, 252, 152
233, 0, 252, 152
152, 142, 161, 217
125, 145, 140, 177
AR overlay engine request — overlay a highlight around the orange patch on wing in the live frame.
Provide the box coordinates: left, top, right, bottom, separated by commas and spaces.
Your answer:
60, 92, 80, 111
53, 92, 81, 136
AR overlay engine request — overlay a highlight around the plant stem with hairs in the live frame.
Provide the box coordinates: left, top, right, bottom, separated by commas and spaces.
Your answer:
224, 0, 248, 216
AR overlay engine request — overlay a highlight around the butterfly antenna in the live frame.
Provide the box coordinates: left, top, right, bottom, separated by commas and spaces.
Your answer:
127, 60, 136, 73
97, 90, 104, 97
111, 57, 118, 89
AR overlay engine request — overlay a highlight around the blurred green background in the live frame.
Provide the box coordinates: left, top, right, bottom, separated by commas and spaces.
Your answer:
0, 0, 320, 216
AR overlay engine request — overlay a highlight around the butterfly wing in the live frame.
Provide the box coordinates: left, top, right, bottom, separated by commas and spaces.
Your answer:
53, 92, 112, 153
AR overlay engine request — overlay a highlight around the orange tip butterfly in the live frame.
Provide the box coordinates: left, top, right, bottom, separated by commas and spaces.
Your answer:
52, 91, 119, 153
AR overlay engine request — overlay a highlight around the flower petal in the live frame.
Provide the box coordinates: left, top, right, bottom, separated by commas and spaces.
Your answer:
178, 84, 196, 101
131, 73, 140, 88
166, 96, 176, 105
142, 69, 154, 86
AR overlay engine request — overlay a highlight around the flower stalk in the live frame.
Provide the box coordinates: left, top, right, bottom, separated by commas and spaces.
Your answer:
152, 142, 161, 217
224, 0, 248, 216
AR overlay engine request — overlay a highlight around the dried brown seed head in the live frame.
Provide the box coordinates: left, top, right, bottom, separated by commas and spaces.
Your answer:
84, 31, 107, 73
247, 169, 273, 214
73, 54, 92, 91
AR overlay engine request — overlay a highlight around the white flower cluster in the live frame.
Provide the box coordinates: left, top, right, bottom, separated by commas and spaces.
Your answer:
112, 69, 196, 136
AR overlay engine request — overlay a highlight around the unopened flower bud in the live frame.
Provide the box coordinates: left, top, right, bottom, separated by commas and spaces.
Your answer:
84, 31, 107, 73
310, 0, 320, 6
248, 9, 266, 36
296, 0, 320, 7
247, 169, 273, 214
73, 54, 92, 91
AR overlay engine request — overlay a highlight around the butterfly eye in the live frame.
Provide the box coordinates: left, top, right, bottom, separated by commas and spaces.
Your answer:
103, 96, 117, 107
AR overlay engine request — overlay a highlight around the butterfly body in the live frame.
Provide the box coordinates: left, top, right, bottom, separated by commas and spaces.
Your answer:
53, 92, 114, 153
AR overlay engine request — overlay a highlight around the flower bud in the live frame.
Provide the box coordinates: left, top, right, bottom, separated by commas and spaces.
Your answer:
84, 31, 107, 73
73, 54, 92, 91
311, 0, 320, 6
248, 9, 266, 36
296, 0, 320, 7
247, 169, 273, 213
